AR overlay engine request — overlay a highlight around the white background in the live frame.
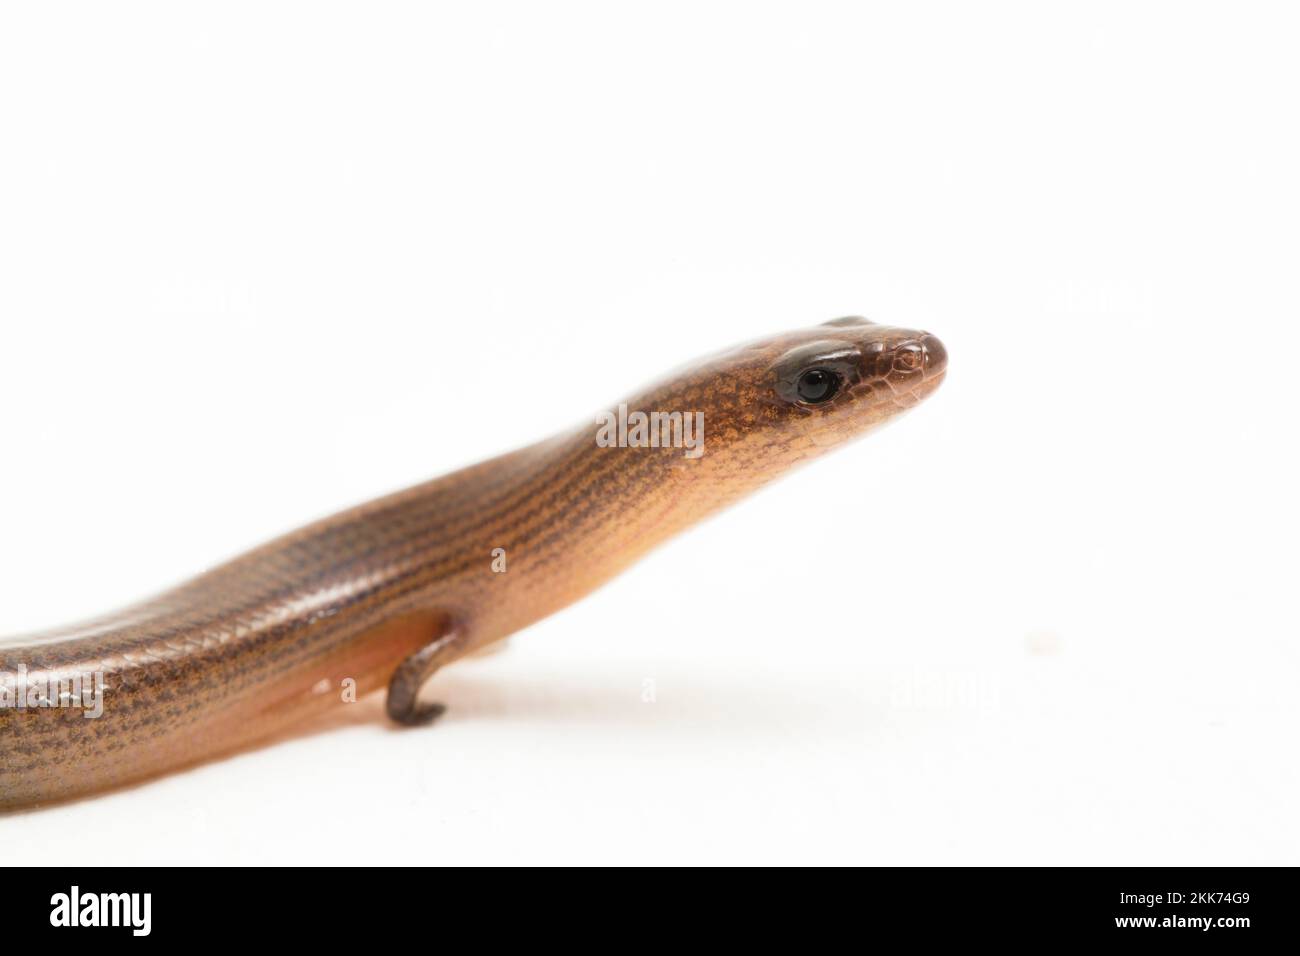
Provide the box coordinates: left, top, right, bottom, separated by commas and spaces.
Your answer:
1, 2, 1297, 865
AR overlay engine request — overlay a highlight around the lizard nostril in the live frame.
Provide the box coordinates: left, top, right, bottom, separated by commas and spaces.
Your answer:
893, 343, 924, 372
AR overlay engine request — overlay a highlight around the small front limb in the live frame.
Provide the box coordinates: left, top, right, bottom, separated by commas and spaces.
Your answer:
386, 628, 468, 725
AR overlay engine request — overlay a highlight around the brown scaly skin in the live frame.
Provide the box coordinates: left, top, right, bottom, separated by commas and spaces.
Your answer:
0, 316, 946, 809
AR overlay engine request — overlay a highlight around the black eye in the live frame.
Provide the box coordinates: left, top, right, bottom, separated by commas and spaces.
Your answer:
795, 368, 840, 404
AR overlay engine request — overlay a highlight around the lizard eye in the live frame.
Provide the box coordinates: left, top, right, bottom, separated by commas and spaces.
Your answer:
795, 368, 840, 404
771, 340, 859, 406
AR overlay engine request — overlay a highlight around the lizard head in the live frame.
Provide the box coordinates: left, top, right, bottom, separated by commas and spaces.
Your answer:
606, 315, 946, 475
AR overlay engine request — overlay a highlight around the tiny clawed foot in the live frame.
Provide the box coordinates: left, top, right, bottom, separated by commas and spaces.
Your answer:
393, 701, 447, 727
